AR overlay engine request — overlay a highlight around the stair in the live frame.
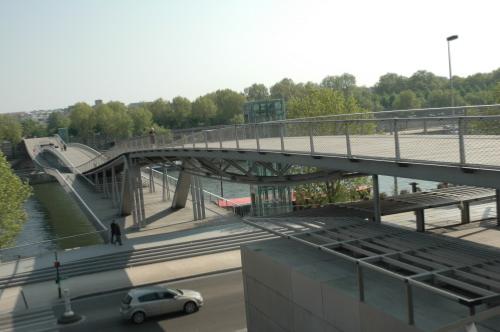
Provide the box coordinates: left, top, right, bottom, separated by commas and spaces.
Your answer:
0, 230, 276, 289
0, 307, 58, 332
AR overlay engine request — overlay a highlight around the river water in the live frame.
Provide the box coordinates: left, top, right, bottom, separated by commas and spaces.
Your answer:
6, 175, 436, 260
3, 182, 103, 260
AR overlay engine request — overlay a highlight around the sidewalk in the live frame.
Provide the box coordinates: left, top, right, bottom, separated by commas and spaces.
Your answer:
0, 249, 242, 313
0, 220, 254, 278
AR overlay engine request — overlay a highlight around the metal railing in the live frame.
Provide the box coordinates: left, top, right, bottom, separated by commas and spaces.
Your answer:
244, 217, 500, 331
147, 167, 249, 216
0, 230, 107, 262
74, 104, 500, 175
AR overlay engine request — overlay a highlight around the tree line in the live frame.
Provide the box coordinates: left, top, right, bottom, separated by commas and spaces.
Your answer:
1, 68, 499, 145
0, 152, 31, 247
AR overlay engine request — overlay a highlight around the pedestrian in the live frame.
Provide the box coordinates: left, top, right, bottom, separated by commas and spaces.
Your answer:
110, 219, 123, 245
149, 127, 156, 147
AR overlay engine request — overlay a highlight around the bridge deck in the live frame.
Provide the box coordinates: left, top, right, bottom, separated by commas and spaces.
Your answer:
194, 134, 500, 167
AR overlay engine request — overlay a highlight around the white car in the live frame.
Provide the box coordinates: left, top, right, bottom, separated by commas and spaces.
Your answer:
120, 286, 204, 324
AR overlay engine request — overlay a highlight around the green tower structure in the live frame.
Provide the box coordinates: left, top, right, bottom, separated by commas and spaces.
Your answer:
243, 99, 293, 216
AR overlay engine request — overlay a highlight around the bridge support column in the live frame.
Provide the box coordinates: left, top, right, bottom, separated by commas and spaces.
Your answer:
372, 174, 381, 223
111, 166, 117, 207
496, 190, 500, 226
461, 201, 471, 224
149, 167, 155, 193
416, 209, 425, 232
190, 176, 198, 220
131, 165, 145, 227
198, 176, 206, 219
120, 159, 133, 216
138, 167, 146, 222
172, 170, 191, 209
103, 171, 108, 198
189, 176, 206, 221
162, 164, 170, 202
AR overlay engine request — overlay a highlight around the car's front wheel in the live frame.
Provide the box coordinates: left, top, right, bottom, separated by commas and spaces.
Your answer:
132, 311, 146, 324
184, 301, 198, 314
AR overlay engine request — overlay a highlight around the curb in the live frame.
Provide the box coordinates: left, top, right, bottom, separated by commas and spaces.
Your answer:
70, 267, 242, 301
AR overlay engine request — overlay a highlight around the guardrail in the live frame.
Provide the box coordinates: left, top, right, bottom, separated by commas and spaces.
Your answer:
0, 230, 107, 262
146, 167, 249, 216
75, 104, 500, 175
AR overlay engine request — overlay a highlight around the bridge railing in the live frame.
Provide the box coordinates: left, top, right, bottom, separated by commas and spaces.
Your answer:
74, 104, 500, 174
146, 166, 249, 216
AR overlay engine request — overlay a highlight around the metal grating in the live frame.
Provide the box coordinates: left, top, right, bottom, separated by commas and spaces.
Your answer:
243, 216, 500, 313
337, 185, 495, 215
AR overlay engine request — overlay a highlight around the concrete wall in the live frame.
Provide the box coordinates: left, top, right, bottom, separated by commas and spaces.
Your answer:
241, 239, 423, 332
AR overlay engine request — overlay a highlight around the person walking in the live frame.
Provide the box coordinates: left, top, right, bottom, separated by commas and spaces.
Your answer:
110, 220, 122, 245
149, 127, 156, 147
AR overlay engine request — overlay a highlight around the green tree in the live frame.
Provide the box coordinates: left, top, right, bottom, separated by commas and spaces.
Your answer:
270, 78, 304, 101
407, 70, 447, 99
106, 102, 133, 138
244, 83, 269, 101
0, 115, 23, 144
321, 73, 357, 97
129, 107, 153, 135
192, 96, 217, 126
0, 152, 31, 247
21, 119, 47, 138
147, 99, 173, 128
208, 89, 246, 125
94, 103, 115, 137
69, 102, 96, 139
171, 96, 192, 128
426, 89, 453, 107
393, 90, 422, 110
374, 73, 408, 95
47, 112, 70, 135
287, 86, 350, 118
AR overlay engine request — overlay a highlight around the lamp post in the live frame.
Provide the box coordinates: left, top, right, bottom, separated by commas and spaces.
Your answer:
446, 35, 459, 108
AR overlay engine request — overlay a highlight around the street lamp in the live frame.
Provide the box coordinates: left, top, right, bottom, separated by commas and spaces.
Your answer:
446, 35, 459, 108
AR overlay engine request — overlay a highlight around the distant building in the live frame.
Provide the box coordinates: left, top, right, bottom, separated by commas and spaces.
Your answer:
95, 99, 103, 106
27, 109, 64, 123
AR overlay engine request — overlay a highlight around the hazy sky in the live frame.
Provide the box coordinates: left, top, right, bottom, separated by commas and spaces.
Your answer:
1, 0, 499, 113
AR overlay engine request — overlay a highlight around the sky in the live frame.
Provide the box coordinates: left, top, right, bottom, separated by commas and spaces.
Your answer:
0, 0, 499, 113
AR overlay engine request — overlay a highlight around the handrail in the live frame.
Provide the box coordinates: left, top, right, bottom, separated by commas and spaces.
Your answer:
0, 229, 108, 253
147, 167, 245, 209
68, 142, 101, 157
69, 104, 500, 179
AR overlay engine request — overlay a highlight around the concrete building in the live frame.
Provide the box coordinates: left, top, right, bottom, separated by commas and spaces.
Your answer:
241, 217, 500, 332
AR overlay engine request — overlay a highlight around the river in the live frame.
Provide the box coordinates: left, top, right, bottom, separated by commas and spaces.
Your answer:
5, 174, 436, 261
2, 182, 103, 260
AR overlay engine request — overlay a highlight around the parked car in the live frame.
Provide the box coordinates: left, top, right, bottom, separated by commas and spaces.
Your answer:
120, 286, 204, 324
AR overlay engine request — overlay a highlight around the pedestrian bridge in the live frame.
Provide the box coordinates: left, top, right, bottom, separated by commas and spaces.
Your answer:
24, 104, 500, 228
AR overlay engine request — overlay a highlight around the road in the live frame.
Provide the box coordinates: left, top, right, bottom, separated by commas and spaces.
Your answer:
55, 270, 247, 332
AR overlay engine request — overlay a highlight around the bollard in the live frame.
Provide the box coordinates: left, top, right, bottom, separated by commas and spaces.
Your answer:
57, 288, 82, 324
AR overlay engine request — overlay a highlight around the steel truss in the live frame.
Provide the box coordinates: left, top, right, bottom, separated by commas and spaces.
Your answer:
141, 156, 363, 186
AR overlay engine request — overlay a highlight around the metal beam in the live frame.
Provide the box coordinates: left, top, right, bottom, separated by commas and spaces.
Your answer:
372, 174, 381, 223
131, 149, 500, 190
416, 209, 425, 232
496, 189, 500, 226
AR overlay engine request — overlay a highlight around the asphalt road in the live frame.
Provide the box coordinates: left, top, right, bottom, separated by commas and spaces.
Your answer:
55, 270, 247, 332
